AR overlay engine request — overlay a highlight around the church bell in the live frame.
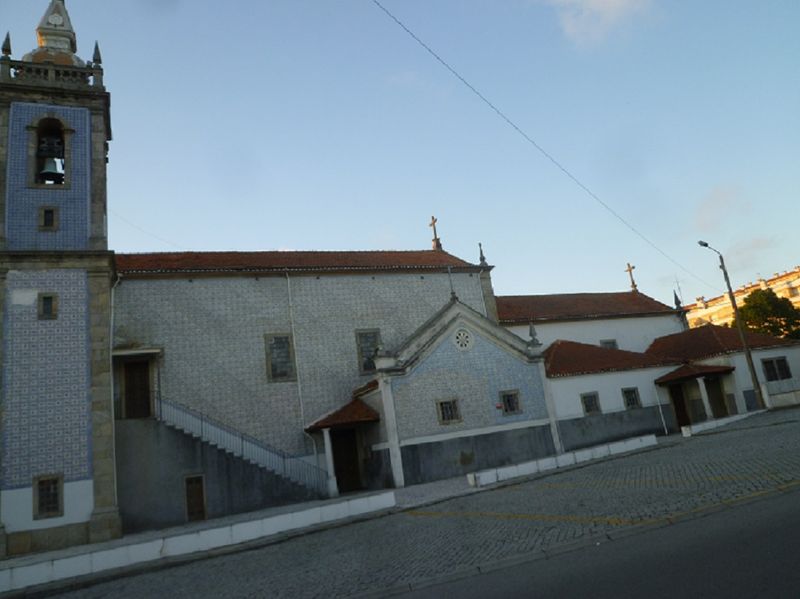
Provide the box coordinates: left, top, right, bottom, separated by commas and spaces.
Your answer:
37, 134, 65, 184
39, 157, 64, 184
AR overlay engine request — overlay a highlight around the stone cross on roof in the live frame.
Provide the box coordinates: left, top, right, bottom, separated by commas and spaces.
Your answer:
430, 216, 443, 251
625, 262, 638, 292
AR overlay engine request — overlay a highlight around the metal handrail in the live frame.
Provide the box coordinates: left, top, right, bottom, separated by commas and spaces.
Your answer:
156, 397, 327, 495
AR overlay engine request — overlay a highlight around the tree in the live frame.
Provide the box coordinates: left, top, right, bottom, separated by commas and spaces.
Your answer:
734, 288, 800, 339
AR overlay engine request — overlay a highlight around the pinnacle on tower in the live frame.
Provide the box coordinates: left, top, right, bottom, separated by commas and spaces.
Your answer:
2, 32, 11, 57
37, 0, 77, 53
93, 41, 102, 65
21, 0, 85, 67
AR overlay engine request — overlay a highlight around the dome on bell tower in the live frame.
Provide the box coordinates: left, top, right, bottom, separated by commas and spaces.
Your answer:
21, 0, 86, 67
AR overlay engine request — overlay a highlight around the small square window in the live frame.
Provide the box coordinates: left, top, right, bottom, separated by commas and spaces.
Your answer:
34, 474, 63, 519
38, 207, 59, 231
265, 334, 296, 382
622, 387, 641, 410
599, 339, 618, 350
581, 392, 601, 415
500, 390, 521, 415
38, 293, 58, 320
762, 357, 792, 382
437, 399, 461, 425
356, 330, 381, 374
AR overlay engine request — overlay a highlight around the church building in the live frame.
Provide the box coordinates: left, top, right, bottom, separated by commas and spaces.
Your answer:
3, 1, 800, 558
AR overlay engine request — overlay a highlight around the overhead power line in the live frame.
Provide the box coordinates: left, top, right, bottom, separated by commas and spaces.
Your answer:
371, 0, 718, 291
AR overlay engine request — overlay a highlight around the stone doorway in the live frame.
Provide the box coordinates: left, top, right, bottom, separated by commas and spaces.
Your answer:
331, 428, 363, 493
668, 383, 691, 428
123, 360, 151, 419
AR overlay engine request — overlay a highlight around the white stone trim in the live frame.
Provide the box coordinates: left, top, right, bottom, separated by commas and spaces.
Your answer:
112, 347, 163, 356
467, 434, 657, 488
371, 417, 552, 450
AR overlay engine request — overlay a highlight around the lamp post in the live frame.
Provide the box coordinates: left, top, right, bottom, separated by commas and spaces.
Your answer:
698, 241, 768, 409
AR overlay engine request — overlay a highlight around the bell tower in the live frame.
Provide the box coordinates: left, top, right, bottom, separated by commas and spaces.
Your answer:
0, 0, 120, 555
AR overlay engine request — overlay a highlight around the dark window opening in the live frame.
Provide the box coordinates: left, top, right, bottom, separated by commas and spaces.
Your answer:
38, 293, 58, 320
356, 330, 381, 374
39, 207, 59, 231
266, 334, 296, 382
622, 387, 641, 409
581, 392, 601, 415
500, 391, 521, 415
35, 475, 63, 519
437, 399, 461, 424
763, 357, 792, 382
36, 118, 66, 185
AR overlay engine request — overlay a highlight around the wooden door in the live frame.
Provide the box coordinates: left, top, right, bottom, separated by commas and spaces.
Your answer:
669, 384, 690, 428
331, 428, 363, 493
705, 377, 728, 419
124, 360, 151, 419
185, 475, 206, 522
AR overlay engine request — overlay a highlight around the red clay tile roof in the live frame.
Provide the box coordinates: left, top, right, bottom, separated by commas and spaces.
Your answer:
497, 291, 675, 324
654, 363, 735, 385
115, 250, 478, 276
543, 340, 674, 378
646, 324, 794, 361
305, 398, 380, 432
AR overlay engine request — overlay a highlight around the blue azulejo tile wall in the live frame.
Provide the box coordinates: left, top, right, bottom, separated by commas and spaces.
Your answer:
5, 103, 92, 251
1, 269, 92, 490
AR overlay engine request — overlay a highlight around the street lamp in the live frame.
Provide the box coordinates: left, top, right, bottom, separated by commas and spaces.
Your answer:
698, 241, 768, 409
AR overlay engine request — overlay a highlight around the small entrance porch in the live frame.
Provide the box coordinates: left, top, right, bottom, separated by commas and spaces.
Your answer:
306, 398, 381, 497
656, 364, 736, 428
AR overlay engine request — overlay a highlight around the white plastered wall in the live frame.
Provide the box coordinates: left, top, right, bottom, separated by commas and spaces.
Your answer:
548, 366, 675, 420
507, 314, 684, 353
1, 479, 94, 533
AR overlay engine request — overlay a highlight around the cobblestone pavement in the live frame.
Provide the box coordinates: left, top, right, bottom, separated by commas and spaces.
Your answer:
59, 409, 800, 598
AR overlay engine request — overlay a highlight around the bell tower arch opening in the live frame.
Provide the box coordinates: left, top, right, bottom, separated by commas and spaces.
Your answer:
35, 117, 66, 185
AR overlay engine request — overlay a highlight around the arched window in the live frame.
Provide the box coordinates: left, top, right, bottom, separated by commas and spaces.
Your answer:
36, 118, 66, 185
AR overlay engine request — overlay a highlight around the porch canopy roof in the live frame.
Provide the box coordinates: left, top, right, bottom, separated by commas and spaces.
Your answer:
655, 363, 734, 386
305, 398, 380, 433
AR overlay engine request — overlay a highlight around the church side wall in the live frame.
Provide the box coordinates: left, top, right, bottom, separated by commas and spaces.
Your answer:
113, 271, 486, 456
388, 326, 554, 485
507, 314, 685, 353
547, 368, 678, 450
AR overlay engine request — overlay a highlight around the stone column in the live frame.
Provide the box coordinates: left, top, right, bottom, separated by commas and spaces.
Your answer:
0, 269, 7, 557
322, 428, 339, 498
538, 361, 564, 454
698, 378, 713, 421
87, 268, 121, 542
378, 377, 405, 488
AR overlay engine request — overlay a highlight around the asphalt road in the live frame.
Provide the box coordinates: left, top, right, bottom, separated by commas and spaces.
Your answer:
401, 486, 800, 599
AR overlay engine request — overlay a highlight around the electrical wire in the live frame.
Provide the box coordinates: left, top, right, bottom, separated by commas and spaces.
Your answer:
110, 208, 186, 251
371, 0, 719, 291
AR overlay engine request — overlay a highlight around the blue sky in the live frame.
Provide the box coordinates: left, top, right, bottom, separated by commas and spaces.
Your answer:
4, 1, 798, 305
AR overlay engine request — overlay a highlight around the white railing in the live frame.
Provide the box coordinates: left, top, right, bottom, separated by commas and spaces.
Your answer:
766, 377, 800, 396
156, 398, 327, 496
